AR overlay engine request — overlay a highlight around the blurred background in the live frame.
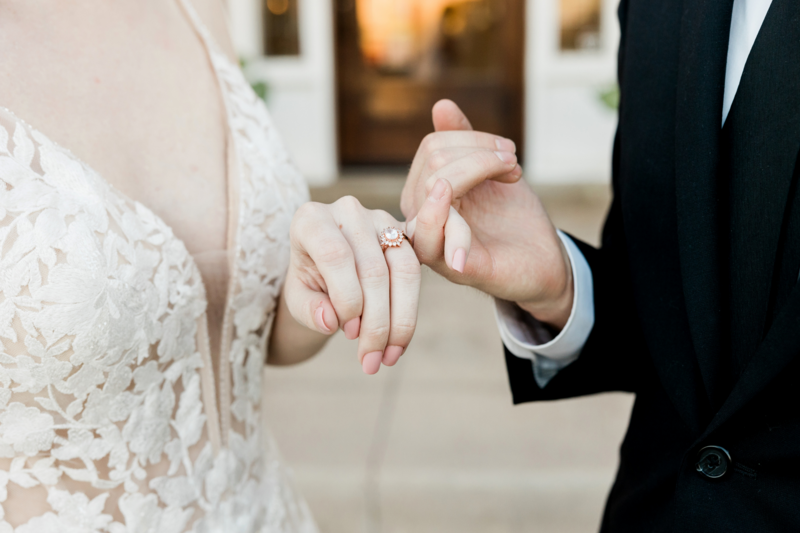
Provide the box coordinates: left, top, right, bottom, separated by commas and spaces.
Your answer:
228, 0, 633, 531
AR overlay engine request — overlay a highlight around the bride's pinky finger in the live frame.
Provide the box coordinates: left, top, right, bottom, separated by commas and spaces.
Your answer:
443, 206, 472, 274
283, 273, 340, 335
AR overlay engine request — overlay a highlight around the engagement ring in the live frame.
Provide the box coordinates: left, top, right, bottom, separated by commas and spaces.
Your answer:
379, 227, 406, 252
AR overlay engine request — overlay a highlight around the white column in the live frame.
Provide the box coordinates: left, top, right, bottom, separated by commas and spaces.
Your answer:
228, 0, 339, 186
525, 0, 620, 185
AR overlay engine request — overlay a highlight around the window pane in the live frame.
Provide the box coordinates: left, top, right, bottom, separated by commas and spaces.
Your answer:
264, 0, 301, 56
560, 0, 601, 51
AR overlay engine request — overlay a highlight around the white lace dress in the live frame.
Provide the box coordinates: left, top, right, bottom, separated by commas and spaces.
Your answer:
0, 2, 317, 532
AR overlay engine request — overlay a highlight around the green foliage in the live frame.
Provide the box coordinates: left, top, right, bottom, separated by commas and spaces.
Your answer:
239, 57, 269, 102
251, 81, 269, 102
599, 84, 620, 110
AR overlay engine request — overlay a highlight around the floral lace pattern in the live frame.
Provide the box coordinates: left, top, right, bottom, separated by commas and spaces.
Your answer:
0, 1, 315, 531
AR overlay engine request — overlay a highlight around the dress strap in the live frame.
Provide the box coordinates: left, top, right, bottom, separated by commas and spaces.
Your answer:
176, 0, 225, 59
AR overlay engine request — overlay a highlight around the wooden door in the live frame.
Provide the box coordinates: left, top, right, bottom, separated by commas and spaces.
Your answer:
335, 0, 525, 165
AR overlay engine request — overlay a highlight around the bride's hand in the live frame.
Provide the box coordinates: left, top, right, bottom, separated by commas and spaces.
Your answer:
284, 196, 421, 374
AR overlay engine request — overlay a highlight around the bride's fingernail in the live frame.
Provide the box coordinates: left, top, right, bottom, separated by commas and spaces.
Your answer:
362, 351, 383, 375
496, 138, 516, 153
383, 346, 405, 367
343, 317, 361, 340
495, 151, 517, 165
428, 179, 448, 201
452, 248, 467, 273
314, 305, 331, 333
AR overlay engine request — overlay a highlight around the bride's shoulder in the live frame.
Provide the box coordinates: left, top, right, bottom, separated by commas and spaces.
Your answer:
187, 0, 238, 63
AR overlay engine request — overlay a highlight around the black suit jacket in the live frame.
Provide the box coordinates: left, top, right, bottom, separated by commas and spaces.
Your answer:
505, 0, 800, 531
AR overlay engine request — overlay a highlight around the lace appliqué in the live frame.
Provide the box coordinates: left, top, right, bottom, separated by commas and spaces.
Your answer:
0, 0, 315, 531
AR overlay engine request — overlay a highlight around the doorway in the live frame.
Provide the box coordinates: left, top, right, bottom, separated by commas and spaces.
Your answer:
335, 0, 525, 166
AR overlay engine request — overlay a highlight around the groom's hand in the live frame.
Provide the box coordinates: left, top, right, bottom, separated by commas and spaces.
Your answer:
403, 100, 574, 330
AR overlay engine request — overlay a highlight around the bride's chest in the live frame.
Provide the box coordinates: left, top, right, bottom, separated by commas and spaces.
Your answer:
0, 0, 229, 254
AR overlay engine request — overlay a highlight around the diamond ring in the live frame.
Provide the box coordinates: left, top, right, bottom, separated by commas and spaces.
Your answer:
379, 227, 407, 252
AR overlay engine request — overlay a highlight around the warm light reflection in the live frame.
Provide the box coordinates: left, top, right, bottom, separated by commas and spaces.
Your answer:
267, 0, 290, 16
560, 0, 601, 50
356, 0, 481, 69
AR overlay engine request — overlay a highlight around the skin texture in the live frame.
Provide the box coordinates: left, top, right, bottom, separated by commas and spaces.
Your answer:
0, 0, 236, 256
403, 100, 574, 330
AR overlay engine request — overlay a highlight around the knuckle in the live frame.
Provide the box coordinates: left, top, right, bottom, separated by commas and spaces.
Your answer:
335, 195, 363, 211
316, 241, 354, 267
420, 133, 438, 154
297, 201, 325, 219
390, 318, 417, 339
374, 210, 400, 229
390, 256, 422, 279
291, 205, 331, 247
362, 323, 391, 343
358, 258, 390, 282
423, 175, 439, 196
474, 151, 496, 173
471, 131, 489, 146
426, 150, 449, 172
332, 291, 363, 316
291, 202, 324, 231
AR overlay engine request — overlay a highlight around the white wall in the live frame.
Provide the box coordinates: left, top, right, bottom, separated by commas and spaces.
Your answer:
228, 0, 339, 186
525, 0, 619, 184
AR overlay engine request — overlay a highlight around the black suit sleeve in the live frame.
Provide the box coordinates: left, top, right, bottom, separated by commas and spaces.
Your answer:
504, 0, 649, 404
505, 178, 648, 403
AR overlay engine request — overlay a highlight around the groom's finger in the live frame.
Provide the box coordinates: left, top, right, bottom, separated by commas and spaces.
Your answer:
403, 132, 516, 218
402, 99, 514, 220
420, 131, 515, 154
432, 99, 473, 132
405, 148, 521, 221
412, 179, 452, 268
420, 147, 522, 186
424, 150, 522, 202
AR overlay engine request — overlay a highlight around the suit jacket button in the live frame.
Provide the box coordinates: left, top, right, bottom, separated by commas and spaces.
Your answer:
696, 446, 731, 479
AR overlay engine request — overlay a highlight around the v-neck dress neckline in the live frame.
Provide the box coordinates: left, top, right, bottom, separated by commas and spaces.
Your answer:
0, 1, 314, 531
0, 0, 240, 451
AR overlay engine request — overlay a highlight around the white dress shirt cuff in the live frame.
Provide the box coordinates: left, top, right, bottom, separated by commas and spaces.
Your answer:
494, 230, 595, 388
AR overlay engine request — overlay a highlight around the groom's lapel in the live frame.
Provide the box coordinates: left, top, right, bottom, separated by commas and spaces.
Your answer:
673, 0, 734, 405
704, 0, 800, 435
